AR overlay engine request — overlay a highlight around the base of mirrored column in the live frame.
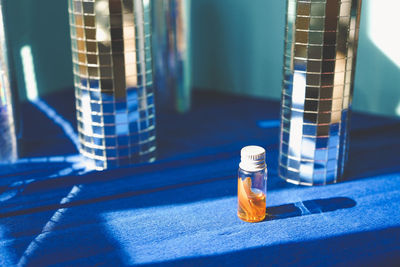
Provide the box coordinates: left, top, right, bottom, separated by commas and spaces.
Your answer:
278, 176, 338, 187
0, 110, 17, 163
278, 164, 341, 186
80, 147, 157, 171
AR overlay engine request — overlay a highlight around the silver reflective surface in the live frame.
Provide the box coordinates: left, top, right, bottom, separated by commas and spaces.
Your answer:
69, 0, 156, 170
152, 0, 191, 113
0, 1, 17, 163
279, 0, 362, 185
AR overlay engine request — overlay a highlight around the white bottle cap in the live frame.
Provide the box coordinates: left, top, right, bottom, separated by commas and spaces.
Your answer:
239, 145, 266, 172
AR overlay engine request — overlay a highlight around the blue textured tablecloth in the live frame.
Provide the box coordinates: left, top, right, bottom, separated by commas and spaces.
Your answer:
0, 91, 399, 266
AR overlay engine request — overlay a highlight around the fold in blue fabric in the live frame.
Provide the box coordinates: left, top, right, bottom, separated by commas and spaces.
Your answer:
0, 90, 399, 266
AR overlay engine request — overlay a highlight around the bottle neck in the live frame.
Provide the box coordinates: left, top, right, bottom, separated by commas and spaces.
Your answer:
239, 162, 266, 173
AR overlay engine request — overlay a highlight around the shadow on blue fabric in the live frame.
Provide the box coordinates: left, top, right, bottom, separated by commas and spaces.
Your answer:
265, 197, 357, 221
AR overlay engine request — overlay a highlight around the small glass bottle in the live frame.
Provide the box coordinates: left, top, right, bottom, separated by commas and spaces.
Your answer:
237, 146, 267, 223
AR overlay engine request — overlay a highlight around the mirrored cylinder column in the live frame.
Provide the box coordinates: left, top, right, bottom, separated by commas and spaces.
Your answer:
152, 0, 191, 113
69, 0, 156, 170
0, 1, 17, 163
279, 0, 362, 185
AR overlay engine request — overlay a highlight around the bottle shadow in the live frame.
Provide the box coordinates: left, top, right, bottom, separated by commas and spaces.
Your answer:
265, 197, 356, 221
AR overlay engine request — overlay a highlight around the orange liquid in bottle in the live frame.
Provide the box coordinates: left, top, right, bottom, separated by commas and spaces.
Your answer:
237, 177, 266, 222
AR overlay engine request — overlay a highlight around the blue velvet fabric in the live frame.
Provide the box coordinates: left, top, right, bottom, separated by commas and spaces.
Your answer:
0, 91, 399, 266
